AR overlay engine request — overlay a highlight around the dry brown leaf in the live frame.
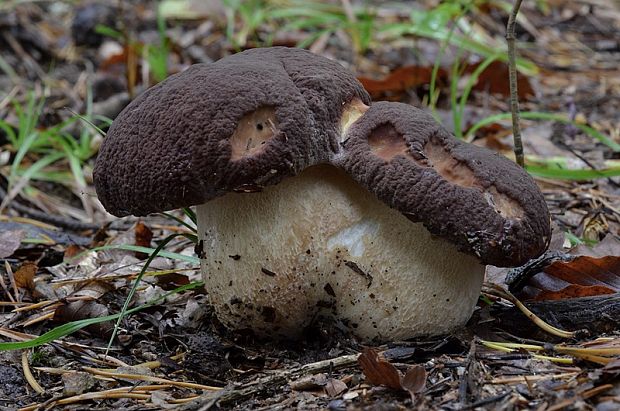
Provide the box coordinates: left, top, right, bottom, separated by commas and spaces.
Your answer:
574, 234, 620, 258
524, 256, 620, 301
53, 300, 112, 336
135, 220, 153, 259
400, 365, 426, 400
358, 347, 427, 397
358, 347, 402, 390
14, 261, 37, 291
602, 357, 620, 377
156, 272, 190, 290
517, 235, 620, 301
357, 60, 532, 102
62, 371, 95, 396
357, 66, 446, 100
53, 281, 115, 335
324, 378, 348, 397
535, 284, 616, 300
470, 60, 534, 98
63, 244, 85, 260
0, 229, 24, 259
290, 373, 329, 391
546, 256, 620, 284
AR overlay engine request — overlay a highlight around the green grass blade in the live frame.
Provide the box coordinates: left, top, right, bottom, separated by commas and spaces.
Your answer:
182, 207, 197, 226
161, 212, 197, 233
106, 233, 194, 353
0, 120, 17, 146
525, 164, 620, 180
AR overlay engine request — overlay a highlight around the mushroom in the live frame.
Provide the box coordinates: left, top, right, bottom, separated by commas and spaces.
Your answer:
94, 47, 550, 341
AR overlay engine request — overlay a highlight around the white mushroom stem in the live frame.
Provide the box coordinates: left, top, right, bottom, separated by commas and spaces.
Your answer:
197, 165, 485, 341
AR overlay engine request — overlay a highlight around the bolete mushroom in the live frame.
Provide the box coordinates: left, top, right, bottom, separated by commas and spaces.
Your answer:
94, 47, 550, 341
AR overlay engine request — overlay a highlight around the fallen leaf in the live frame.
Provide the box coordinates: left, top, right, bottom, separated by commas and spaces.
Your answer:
290, 373, 329, 391
53, 281, 115, 336
358, 347, 427, 396
535, 284, 616, 300
522, 255, 620, 300
469, 60, 534, 98
135, 220, 153, 259
64, 244, 85, 260
54, 300, 112, 336
602, 357, 620, 377
342, 391, 359, 400
548, 255, 620, 283
358, 66, 446, 100
0, 229, 24, 258
324, 378, 348, 397
0, 221, 90, 247
401, 365, 427, 401
514, 234, 620, 300
156, 272, 190, 290
14, 262, 37, 291
358, 347, 402, 389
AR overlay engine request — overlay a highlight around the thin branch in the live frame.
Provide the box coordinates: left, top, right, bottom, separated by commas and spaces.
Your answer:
507, 0, 525, 167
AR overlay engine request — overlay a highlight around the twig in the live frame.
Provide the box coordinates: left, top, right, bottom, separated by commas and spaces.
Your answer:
4, 261, 19, 303
194, 353, 361, 410
458, 341, 476, 405
0, 264, 16, 303
507, 0, 524, 167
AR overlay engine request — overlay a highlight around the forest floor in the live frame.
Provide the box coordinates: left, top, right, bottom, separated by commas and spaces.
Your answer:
0, 0, 619, 410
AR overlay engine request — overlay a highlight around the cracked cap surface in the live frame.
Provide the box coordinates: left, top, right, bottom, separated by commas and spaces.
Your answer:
335, 102, 551, 266
93, 47, 370, 216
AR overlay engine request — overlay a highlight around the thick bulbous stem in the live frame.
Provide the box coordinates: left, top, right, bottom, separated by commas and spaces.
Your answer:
197, 165, 485, 341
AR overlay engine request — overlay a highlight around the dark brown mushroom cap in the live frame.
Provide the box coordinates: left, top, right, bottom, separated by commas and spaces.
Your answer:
94, 47, 549, 266
94, 47, 370, 216
334, 101, 551, 266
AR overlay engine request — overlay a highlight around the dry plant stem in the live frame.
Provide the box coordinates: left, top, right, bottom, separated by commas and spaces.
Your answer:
4, 261, 19, 302
18, 386, 169, 411
489, 372, 578, 385
13, 300, 55, 312
21, 350, 44, 394
83, 367, 221, 391
482, 283, 576, 338
480, 340, 574, 364
0, 264, 16, 303
507, 0, 525, 167
21, 310, 55, 327
0, 215, 57, 230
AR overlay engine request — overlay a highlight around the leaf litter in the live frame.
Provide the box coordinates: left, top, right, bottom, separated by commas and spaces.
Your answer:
0, 0, 619, 410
